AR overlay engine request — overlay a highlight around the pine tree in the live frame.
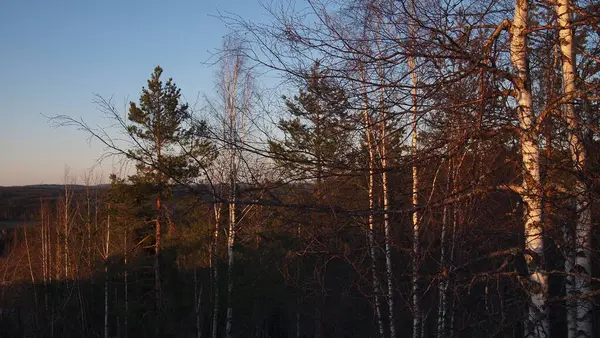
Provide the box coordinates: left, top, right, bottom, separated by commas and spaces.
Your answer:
126, 66, 210, 336
269, 64, 354, 191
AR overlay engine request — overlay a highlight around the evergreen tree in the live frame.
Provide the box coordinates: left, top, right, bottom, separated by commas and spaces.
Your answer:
127, 66, 209, 189
269, 64, 354, 190
126, 66, 211, 336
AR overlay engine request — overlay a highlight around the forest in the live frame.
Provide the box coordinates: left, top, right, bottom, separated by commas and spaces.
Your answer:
1, 0, 600, 337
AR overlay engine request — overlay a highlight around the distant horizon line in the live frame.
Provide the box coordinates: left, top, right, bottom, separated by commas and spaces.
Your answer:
0, 183, 112, 188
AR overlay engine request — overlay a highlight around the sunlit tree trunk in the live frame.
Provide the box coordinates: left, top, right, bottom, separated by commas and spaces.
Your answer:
124, 228, 128, 338
510, 1, 548, 336
224, 46, 240, 338
63, 175, 72, 280
361, 68, 385, 337
225, 178, 236, 338
105, 205, 111, 338
211, 203, 221, 338
87, 187, 92, 272
555, 1, 592, 336
56, 198, 62, 282
83, 174, 94, 274
296, 223, 301, 338
375, 26, 397, 338
40, 199, 49, 313
24, 225, 38, 329
437, 158, 451, 338
409, 4, 422, 334
220, 37, 251, 338
194, 268, 203, 338
448, 166, 459, 337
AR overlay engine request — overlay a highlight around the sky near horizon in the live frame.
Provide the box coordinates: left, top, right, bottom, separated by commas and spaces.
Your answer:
0, 0, 268, 186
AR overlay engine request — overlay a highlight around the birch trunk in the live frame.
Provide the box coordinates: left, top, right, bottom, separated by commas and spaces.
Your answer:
296, 223, 302, 338
409, 34, 422, 338
84, 180, 93, 274
224, 60, 239, 338
40, 199, 49, 313
105, 206, 111, 338
368, 139, 385, 338
360, 65, 385, 337
410, 84, 421, 338
221, 41, 249, 338
407, 2, 422, 337
448, 162, 460, 336
437, 159, 451, 338
510, 1, 548, 336
63, 180, 71, 280
87, 189, 92, 272
556, 1, 592, 336
56, 200, 61, 281
366, 102, 385, 338
564, 203, 578, 337
124, 229, 128, 338
225, 154, 236, 338
376, 35, 397, 338
381, 108, 396, 338
24, 225, 38, 329
211, 203, 221, 338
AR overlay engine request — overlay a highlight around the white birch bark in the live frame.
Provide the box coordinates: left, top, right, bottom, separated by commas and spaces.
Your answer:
564, 217, 577, 338
409, 27, 422, 338
225, 179, 236, 338
24, 226, 37, 319
437, 158, 451, 338
407, 2, 422, 337
62, 174, 72, 280
56, 204, 61, 281
510, 1, 548, 336
40, 199, 49, 313
368, 137, 386, 338
124, 228, 128, 338
359, 66, 385, 337
65, 185, 69, 280
556, 1, 592, 336
366, 101, 385, 338
448, 208, 457, 337
375, 31, 397, 338
105, 206, 111, 338
410, 71, 421, 338
211, 203, 221, 338
222, 44, 244, 338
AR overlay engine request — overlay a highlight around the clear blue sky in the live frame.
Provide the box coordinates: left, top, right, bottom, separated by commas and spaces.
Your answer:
0, 0, 268, 186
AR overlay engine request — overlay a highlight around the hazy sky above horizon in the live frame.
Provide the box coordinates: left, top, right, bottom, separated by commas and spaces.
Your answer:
0, 0, 269, 186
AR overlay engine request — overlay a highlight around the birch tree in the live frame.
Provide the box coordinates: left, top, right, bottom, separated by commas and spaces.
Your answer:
555, 1, 592, 336
216, 36, 253, 338
510, 1, 548, 336
359, 64, 385, 337
211, 201, 222, 338
103, 205, 111, 338
408, 2, 421, 337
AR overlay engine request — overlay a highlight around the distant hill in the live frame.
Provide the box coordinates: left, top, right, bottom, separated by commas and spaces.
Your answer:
0, 185, 110, 224
0, 182, 286, 226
